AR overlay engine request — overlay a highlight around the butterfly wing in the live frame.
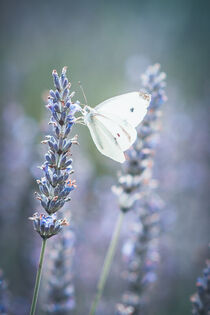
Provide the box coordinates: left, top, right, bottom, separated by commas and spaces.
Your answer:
85, 112, 137, 163
95, 91, 151, 128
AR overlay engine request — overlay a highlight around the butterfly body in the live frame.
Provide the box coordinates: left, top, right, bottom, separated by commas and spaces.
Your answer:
82, 91, 151, 163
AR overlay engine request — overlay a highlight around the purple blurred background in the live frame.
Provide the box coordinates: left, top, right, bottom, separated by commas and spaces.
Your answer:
0, 1, 209, 314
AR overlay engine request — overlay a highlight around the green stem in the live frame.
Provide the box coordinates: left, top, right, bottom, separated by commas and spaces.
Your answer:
30, 238, 47, 315
90, 211, 125, 315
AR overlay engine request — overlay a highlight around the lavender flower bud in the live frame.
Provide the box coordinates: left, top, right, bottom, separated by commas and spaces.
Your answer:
55, 126, 60, 138
52, 70, 61, 91
64, 123, 72, 138
58, 137, 64, 151
29, 213, 68, 239
53, 103, 60, 113
63, 140, 72, 152
55, 90, 61, 101
62, 78, 68, 89
62, 88, 69, 100
60, 111, 66, 125
49, 90, 56, 99
48, 199, 65, 214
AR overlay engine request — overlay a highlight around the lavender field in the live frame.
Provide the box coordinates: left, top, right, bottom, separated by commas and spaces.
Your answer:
0, 1, 209, 314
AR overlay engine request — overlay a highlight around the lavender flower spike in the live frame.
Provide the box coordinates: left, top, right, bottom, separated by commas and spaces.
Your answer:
114, 64, 167, 314
45, 229, 76, 314
31, 67, 80, 237
30, 68, 79, 315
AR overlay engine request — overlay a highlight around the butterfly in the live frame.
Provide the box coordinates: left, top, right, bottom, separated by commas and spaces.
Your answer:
78, 91, 151, 163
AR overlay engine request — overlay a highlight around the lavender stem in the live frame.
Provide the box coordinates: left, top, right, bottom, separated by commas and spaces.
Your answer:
90, 211, 125, 315
30, 239, 47, 315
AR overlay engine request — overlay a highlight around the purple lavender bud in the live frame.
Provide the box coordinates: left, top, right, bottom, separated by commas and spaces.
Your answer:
48, 139, 55, 151
48, 199, 65, 214
55, 90, 60, 101
65, 101, 71, 109
63, 172, 69, 181
60, 66, 67, 85
60, 111, 66, 123
55, 126, 60, 138
54, 142, 59, 152
52, 173, 58, 187
40, 183, 50, 197
52, 70, 61, 91
63, 159, 72, 169
30, 213, 68, 239
48, 138, 58, 152
57, 172, 69, 185
41, 194, 50, 209
63, 140, 72, 152
45, 154, 53, 164
60, 73, 65, 86
66, 115, 75, 124
52, 111, 59, 123
50, 152, 56, 164
64, 123, 72, 138
58, 187, 73, 198
53, 103, 60, 113
62, 66, 67, 75
56, 174, 65, 185
62, 88, 69, 100
49, 89, 56, 99
47, 104, 53, 112
54, 185, 63, 196
58, 137, 63, 151
43, 165, 52, 185
59, 155, 67, 168
62, 78, 68, 89
40, 220, 46, 234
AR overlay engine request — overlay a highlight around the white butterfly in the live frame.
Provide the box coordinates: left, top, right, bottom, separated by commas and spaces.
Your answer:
80, 91, 151, 163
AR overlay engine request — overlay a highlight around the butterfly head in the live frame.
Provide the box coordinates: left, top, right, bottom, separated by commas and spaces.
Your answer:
82, 105, 96, 124
83, 105, 92, 113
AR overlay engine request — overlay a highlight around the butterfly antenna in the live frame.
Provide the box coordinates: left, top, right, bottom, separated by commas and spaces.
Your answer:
78, 81, 88, 106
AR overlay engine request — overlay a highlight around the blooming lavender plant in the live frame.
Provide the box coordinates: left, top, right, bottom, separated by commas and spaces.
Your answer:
190, 259, 210, 315
90, 64, 166, 315
44, 228, 75, 315
29, 67, 80, 315
114, 64, 167, 314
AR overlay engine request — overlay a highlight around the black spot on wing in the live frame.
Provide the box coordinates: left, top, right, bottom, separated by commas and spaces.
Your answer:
130, 107, 134, 112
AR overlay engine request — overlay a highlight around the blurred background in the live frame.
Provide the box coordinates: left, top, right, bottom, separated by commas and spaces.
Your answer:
0, 0, 209, 314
